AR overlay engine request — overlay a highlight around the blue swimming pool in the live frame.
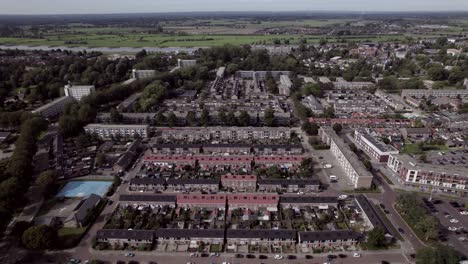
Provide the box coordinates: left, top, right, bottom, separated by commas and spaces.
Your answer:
56, 181, 112, 198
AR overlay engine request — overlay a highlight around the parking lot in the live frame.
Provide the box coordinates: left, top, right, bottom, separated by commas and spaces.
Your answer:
425, 198, 468, 253
312, 149, 355, 191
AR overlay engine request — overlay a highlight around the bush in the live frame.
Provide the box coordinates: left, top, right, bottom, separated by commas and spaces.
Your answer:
22, 225, 57, 250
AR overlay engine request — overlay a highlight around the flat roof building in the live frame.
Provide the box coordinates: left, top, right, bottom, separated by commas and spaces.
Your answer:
84, 124, 149, 139
319, 126, 373, 189
354, 129, 399, 162
31, 96, 75, 119
64, 84, 95, 101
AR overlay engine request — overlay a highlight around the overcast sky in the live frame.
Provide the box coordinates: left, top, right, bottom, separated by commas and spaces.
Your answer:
1, 0, 468, 14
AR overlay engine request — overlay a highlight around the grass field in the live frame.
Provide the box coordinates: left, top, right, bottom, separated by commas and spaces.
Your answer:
0, 33, 419, 48
401, 143, 448, 155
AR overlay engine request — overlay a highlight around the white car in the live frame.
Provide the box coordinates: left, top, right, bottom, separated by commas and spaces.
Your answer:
353, 253, 361, 258
450, 219, 459, 223
448, 227, 458, 231
458, 237, 467, 242
338, 195, 348, 200
460, 211, 468, 215
297, 191, 304, 195
274, 255, 283, 259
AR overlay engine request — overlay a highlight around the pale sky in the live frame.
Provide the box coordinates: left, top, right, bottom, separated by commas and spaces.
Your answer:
0, 0, 467, 14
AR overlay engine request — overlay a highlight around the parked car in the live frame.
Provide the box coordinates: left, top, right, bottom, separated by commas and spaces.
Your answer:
353, 253, 361, 258
274, 255, 283, 260
398, 227, 405, 234
124, 253, 135, 257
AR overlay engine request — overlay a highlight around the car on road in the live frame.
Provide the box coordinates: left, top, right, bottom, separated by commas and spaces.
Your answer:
305, 255, 313, 259
210, 253, 219, 257
246, 254, 255, 259
450, 219, 459, 223
274, 255, 283, 259
287, 255, 296, 259
338, 254, 347, 258
124, 252, 135, 257
448, 227, 458, 231
297, 191, 304, 195
450, 201, 461, 208
69, 259, 81, 264
460, 211, 468, 215
327, 254, 337, 260
338, 194, 348, 200
353, 253, 361, 258
189, 253, 198, 257
398, 227, 405, 234
458, 237, 468, 242
235, 254, 244, 258
259, 255, 268, 259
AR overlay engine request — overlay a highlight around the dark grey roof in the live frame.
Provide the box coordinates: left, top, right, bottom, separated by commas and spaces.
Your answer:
130, 177, 166, 185
355, 195, 391, 235
253, 144, 303, 149
299, 230, 360, 242
119, 194, 176, 203
154, 228, 224, 238
96, 229, 153, 241
166, 178, 219, 185
258, 179, 320, 186
153, 143, 202, 149
204, 144, 251, 148
0, 131, 11, 139
114, 152, 136, 170
75, 194, 101, 223
280, 196, 338, 204
227, 229, 296, 240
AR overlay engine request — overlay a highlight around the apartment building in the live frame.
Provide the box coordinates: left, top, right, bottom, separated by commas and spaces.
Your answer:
84, 124, 149, 139
221, 175, 257, 192
31, 96, 75, 119
319, 126, 373, 189
226, 229, 296, 248
354, 129, 399, 162
177, 59, 197, 68
116, 93, 142, 112
401, 89, 468, 99
375, 90, 405, 111
64, 84, 95, 101
156, 127, 291, 142
280, 196, 339, 208
128, 178, 166, 192
309, 118, 411, 128
387, 154, 468, 196
132, 69, 156, 79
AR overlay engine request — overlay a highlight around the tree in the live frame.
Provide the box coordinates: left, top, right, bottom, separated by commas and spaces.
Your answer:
264, 108, 275, 126
427, 65, 448, 81
332, 123, 343, 133
366, 227, 386, 249
238, 110, 251, 127
186, 111, 197, 126
95, 153, 106, 167
416, 244, 461, 264
302, 122, 319, 136
265, 77, 279, 94
110, 108, 123, 123
167, 112, 177, 127
302, 83, 322, 97
218, 108, 228, 125
227, 110, 237, 126
200, 108, 210, 127
22, 225, 57, 250
36, 170, 57, 197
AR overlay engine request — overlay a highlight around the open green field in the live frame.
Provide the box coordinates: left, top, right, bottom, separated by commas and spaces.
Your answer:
0, 33, 425, 48
401, 143, 449, 155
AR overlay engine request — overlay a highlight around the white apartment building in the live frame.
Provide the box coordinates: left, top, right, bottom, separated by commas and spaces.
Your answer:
387, 154, 468, 197
64, 85, 95, 101
31, 96, 76, 119
132, 69, 156, 80
401, 89, 468, 99
319, 126, 373, 189
177, 59, 197, 68
354, 129, 399, 162
84, 124, 149, 139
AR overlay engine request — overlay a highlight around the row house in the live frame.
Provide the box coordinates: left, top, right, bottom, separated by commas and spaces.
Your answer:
400, 128, 433, 143
257, 179, 320, 193
309, 118, 411, 128
319, 127, 373, 189
298, 230, 360, 250
227, 193, 279, 212
221, 174, 257, 192
253, 144, 303, 155
129, 177, 166, 192
354, 129, 399, 162
118, 194, 177, 207
177, 194, 227, 209
387, 154, 468, 197
152, 144, 202, 154
154, 229, 224, 248
280, 196, 339, 209
96, 229, 154, 247
203, 144, 251, 155
166, 179, 220, 192
84, 124, 149, 139
226, 229, 296, 248
355, 195, 392, 234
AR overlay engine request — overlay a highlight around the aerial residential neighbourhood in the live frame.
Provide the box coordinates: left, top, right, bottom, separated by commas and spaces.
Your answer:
0, 2, 468, 264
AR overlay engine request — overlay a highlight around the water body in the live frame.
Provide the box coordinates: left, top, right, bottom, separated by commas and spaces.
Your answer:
0, 45, 205, 54
56, 181, 112, 197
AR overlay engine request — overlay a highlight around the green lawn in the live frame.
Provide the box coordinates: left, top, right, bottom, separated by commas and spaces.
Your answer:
57, 226, 87, 249
401, 144, 448, 154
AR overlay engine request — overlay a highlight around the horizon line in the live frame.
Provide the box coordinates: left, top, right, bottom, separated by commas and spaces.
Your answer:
1, 10, 468, 16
